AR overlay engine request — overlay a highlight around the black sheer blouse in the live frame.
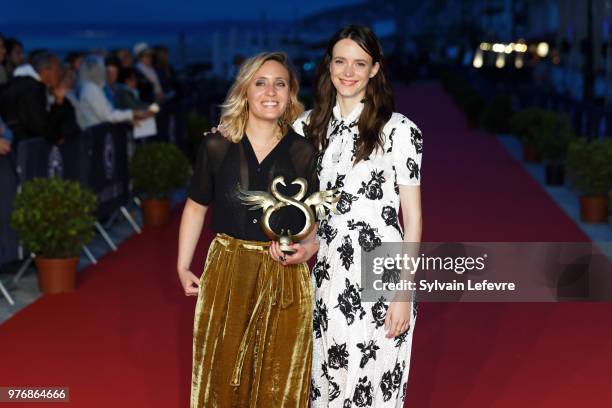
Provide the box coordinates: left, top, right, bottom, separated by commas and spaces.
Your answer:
188, 130, 319, 241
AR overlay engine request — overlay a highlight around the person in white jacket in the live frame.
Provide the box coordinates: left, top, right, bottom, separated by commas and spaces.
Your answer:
75, 54, 152, 130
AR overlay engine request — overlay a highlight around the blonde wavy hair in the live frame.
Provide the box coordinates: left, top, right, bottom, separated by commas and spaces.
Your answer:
219, 51, 304, 143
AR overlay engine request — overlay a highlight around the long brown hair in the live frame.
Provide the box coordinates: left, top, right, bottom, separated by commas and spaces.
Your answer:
305, 25, 394, 163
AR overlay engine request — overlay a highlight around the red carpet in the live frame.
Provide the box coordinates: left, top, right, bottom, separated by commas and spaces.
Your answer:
400, 83, 612, 408
0, 83, 610, 407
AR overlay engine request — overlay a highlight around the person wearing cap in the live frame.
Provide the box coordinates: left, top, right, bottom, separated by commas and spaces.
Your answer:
133, 42, 163, 104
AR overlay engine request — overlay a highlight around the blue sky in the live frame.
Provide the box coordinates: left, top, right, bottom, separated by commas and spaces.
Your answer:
2, 0, 361, 22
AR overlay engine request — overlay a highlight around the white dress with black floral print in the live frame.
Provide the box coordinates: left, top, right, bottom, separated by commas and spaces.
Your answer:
293, 102, 423, 408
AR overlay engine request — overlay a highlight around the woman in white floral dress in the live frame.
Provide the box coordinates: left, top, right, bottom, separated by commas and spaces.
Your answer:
273, 25, 423, 407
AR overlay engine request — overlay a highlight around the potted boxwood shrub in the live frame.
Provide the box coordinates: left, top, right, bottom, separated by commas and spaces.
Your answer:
130, 142, 190, 227
10, 177, 96, 294
511, 108, 547, 163
566, 138, 612, 223
534, 112, 575, 185
481, 94, 513, 134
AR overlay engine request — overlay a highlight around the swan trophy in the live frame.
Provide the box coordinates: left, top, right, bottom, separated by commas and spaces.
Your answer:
238, 176, 339, 254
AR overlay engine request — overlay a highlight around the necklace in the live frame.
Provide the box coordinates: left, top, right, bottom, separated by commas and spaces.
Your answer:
247, 129, 282, 163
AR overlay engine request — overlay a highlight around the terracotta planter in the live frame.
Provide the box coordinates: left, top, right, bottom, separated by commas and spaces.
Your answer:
34, 257, 79, 294
142, 198, 170, 227
522, 142, 540, 163
579, 196, 609, 223
544, 162, 565, 186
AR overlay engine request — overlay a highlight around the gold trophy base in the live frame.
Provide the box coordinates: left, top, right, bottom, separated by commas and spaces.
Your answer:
278, 233, 296, 255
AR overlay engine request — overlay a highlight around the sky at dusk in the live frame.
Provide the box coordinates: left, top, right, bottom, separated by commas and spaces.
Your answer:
2, 0, 362, 23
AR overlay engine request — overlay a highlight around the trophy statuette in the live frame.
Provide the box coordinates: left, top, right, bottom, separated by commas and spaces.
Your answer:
238, 176, 339, 254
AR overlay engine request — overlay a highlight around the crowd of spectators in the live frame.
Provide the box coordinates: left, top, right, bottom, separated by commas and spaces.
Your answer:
0, 34, 181, 158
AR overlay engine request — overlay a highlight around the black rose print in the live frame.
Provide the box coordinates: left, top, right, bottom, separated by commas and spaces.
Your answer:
335, 278, 366, 325
336, 191, 359, 214
381, 205, 402, 234
337, 235, 354, 270
313, 258, 331, 288
311, 379, 321, 401
386, 128, 396, 153
313, 304, 322, 339
380, 369, 394, 402
327, 174, 346, 190
394, 326, 411, 348
391, 165, 400, 194
411, 126, 423, 154
343, 398, 352, 408
357, 169, 385, 200
316, 153, 324, 177
352, 376, 373, 407
350, 133, 359, 160
357, 340, 380, 368
318, 219, 338, 245
392, 361, 405, 392
321, 361, 330, 380
371, 296, 388, 328
321, 362, 329, 381
347, 220, 382, 252
328, 341, 350, 370
406, 157, 420, 180
314, 298, 329, 339
381, 362, 405, 401
329, 119, 342, 139
329, 377, 341, 401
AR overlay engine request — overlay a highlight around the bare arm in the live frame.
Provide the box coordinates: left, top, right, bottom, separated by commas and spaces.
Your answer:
177, 198, 208, 296
385, 185, 422, 338
400, 185, 422, 243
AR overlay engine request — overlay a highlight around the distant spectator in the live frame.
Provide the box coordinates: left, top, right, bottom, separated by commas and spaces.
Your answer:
56, 65, 81, 139
4, 38, 25, 78
76, 54, 153, 129
113, 48, 133, 69
64, 51, 85, 74
0, 35, 7, 85
114, 67, 149, 110
153, 45, 180, 101
104, 56, 120, 106
133, 42, 163, 104
0, 50, 72, 145
0, 115, 13, 155
0, 138, 9, 156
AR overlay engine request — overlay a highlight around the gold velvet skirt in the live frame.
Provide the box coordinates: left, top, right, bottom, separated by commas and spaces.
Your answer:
191, 233, 312, 408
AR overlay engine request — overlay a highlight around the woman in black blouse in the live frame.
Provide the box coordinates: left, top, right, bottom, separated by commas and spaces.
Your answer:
177, 52, 318, 407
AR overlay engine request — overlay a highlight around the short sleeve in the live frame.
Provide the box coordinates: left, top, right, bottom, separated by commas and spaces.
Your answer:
187, 138, 214, 205
391, 114, 423, 186
292, 110, 311, 137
